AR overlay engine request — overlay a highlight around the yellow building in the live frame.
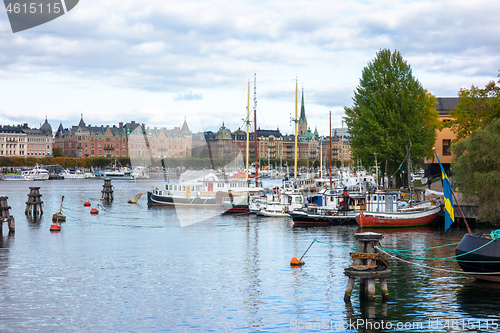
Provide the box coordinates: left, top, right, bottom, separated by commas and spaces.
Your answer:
426, 97, 458, 175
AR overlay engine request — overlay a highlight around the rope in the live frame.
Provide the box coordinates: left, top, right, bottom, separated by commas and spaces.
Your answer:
388, 242, 461, 252
377, 247, 500, 275
378, 238, 498, 262
313, 239, 356, 250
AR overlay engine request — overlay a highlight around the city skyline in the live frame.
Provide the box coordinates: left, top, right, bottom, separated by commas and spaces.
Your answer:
1, 0, 499, 137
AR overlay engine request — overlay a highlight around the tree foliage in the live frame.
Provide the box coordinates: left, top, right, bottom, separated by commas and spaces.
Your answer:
449, 75, 500, 141
52, 147, 64, 157
451, 118, 500, 222
344, 49, 439, 181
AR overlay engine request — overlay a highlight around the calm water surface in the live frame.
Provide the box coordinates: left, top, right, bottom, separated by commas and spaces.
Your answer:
0, 179, 499, 332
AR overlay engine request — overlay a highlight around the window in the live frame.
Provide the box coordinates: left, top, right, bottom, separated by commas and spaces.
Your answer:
443, 139, 451, 156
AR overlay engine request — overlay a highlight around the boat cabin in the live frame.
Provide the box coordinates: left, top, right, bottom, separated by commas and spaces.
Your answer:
366, 192, 398, 213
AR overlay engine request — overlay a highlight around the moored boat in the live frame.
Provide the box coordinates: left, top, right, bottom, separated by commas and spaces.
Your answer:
291, 208, 357, 227
1, 173, 25, 180
22, 164, 50, 181
147, 170, 252, 208
60, 169, 85, 179
455, 233, 500, 282
355, 192, 441, 228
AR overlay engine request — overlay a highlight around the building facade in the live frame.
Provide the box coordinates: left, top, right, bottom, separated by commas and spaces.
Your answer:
0, 120, 53, 158
54, 117, 192, 159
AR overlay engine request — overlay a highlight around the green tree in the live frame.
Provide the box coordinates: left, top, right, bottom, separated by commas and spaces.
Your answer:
52, 147, 64, 157
449, 75, 500, 141
344, 49, 439, 184
451, 118, 500, 222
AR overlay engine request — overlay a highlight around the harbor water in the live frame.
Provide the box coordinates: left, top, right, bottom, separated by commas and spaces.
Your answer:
0, 179, 499, 332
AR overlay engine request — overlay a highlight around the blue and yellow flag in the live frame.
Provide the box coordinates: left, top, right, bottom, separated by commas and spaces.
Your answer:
435, 153, 455, 231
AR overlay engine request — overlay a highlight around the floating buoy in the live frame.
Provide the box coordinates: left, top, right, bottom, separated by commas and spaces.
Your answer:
90, 208, 99, 214
50, 224, 61, 232
84, 201, 91, 207
290, 257, 305, 266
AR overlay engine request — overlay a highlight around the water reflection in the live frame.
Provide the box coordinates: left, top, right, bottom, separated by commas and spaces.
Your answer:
0, 232, 14, 277
243, 220, 262, 329
456, 280, 500, 319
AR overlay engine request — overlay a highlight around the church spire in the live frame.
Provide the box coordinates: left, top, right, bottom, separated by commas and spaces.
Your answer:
298, 87, 307, 135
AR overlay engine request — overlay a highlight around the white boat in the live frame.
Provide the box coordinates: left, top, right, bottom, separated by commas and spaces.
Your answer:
131, 166, 150, 179
1, 173, 25, 181
251, 186, 305, 217
22, 165, 49, 181
98, 160, 134, 180
147, 170, 252, 207
60, 169, 85, 179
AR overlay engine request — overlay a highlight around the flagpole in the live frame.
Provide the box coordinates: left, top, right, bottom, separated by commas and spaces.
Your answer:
434, 151, 472, 235
451, 189, 472, 235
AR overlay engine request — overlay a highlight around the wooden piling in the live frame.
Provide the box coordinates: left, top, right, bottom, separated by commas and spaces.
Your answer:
101, 179, 114, 201
344, 232, 391, 302
0, 196, 15, 232
25, 187, 43, 217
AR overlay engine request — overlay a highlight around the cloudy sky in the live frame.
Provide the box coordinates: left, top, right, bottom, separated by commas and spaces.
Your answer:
0, 0, 499, 136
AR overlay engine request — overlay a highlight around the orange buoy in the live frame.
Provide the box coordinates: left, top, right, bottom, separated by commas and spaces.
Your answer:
84, 201, 91, 207
290, 257, 305, 266
90, 208, 99, 214
50, 224, 61, 232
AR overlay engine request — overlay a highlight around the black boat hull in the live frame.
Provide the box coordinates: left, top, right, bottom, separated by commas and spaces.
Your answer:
455, 234, 500, 282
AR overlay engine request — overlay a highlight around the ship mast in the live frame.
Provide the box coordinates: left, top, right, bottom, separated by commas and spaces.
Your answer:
253, 73, 258, 186
329, 111, 332, 188
245, 80, 250, 182
294, 77, 298, 180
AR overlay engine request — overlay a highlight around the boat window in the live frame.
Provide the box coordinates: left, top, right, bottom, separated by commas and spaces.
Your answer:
373, 195, 377, 201
382, 195, 385, 201
174, 185, 177, 191
182, 186, 185, 191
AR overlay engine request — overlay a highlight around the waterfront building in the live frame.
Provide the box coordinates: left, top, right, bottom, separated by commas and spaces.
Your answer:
425, 97, 459, 175
0, 120, 53, 158
54, 117, 192, 159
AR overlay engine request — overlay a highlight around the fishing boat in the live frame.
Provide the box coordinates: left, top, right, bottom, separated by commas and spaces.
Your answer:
22, 164, 50, 181
355, 192, 441, 228
147, 170, 251, 207
455, 233, 500, 282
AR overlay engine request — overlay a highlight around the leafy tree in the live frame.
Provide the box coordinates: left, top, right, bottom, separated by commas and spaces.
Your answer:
51, 157, 66, 167
449, 75, 500, 141
451, 118, 500, 222
52, 147, 64, 157
344, 49, 439, 185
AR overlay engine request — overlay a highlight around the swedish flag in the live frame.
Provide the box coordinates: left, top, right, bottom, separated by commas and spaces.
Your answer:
435, 153, 455, 231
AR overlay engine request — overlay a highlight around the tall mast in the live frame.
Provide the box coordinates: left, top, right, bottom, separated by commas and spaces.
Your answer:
245, 80, 250, 182
329, 111, 332, 188
254, 73, 258, 186
294, 77, 298, 180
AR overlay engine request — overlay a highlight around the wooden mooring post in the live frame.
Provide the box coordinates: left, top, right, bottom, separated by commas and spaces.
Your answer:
344, 232, 391, 302
25, 187, 43, 217
101, 179, 114, 201
0, 196, 15, 232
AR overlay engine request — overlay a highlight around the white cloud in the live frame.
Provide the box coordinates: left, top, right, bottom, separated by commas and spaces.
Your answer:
0, 0, 499, 137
